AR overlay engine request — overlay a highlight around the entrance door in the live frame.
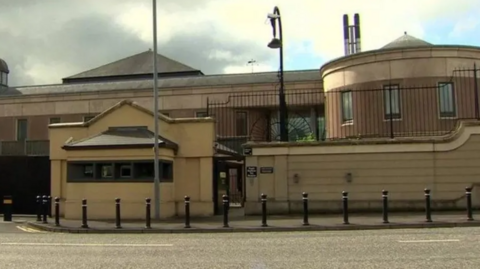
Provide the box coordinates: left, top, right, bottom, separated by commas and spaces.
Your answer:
227, 163, 244, 207
212, 157, 245, 215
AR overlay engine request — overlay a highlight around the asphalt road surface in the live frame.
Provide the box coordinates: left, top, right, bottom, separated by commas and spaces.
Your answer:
1, 224, 479, 268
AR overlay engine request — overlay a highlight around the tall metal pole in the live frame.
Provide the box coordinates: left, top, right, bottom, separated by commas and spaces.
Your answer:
274, 7, 288, 142
152, 0, 161, 220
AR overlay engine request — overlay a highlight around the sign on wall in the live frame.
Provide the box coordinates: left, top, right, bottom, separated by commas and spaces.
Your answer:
243, 148, 252, 156
260, 167, 274, 174
246, 166, 257, 178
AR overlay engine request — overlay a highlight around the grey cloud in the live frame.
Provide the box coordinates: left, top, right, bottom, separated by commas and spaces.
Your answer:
0, 0, 271, 86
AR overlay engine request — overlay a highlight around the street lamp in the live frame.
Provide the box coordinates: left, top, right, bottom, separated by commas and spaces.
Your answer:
152, 0, 161, 219
267, 6, 288, 142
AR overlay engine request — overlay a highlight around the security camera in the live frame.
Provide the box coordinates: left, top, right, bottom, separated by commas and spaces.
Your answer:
267, 13, 280, 19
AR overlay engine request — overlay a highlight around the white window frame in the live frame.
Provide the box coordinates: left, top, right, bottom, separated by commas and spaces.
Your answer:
340, 90, 353, 124
383, 84, 402, 120
437, 82, 457, 119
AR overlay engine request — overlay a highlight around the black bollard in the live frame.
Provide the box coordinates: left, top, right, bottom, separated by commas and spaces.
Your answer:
2, 196, 13, 222
424, 188, 432, 222
342, 191, 349, 224
261, 193, 268, 227
42, 195, 48, 224
466, 187, 474, 221
36, 195, 42, 222
81, 199, 89, 229
54, 197, 60, 226
145, 198, 152, 229
222, 195, 229, 228
115, 198, 122, 229
302, 192, 309, 226
47, 196, 52, 218
382, 190, 389, 224
184, 196, 191, 228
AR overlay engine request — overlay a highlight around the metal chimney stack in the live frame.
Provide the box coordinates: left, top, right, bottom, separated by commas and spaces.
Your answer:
343, 14, 350, 56
343, 13, 362, 56
354, 13, 362, 53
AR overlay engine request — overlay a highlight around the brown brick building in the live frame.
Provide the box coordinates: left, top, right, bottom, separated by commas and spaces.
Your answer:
0, 33, 479, 156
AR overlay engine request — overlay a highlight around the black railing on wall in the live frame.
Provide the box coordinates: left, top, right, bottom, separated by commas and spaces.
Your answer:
324, 65, 480, 140
207, 64, 480, 145
0, 140, 49, 156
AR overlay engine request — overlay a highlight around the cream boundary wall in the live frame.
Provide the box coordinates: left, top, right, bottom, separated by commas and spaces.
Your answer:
320, 46, 480, 90
244, 121, 480, 214
49, 100, 215, 220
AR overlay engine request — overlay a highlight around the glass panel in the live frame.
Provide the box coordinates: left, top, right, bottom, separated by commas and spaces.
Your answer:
438, 83, 455, 117
235, 111, 247, 136
16, 119, 28, 141
317, 117, 326, 140
384, 85, 401, 119
341, 91, 353, 122
83, 165, 94, 178
101, 165, 113, 178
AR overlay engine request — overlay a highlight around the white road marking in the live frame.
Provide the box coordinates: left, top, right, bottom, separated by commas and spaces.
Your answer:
16, 226, 46, 233
398, 239, 460, 243
0, 242, 173, 247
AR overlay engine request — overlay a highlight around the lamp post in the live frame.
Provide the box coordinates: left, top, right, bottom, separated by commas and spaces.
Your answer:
152, 0, 161, 220
267, 6, 288, 142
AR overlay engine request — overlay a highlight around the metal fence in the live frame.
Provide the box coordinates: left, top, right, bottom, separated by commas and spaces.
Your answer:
325, 65, 479, 139
0, 140, 49, 156
207, 89, 324, 153
207, 64, 480, 149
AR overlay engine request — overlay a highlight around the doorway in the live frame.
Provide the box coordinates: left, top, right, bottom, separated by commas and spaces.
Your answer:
212, 156, 245, 215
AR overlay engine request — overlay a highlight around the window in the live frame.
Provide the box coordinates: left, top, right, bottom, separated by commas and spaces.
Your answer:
96, 163, 113, 178
49, 117, 61, 124
67, 160, 174, 182
235, 111, 247, 136
117, 163, 132, 178
340, 91, 353, 123
67, 162, 95, 180
16, 119, 28, 141
161, 161, 173, 181
438, 82, 456, 118
134, 162, 154, 178
133, 161, 173, 182
383, 85, 401, 119
195, 111, 208, 118
84, 164, 94, 178
83, 116, 95, 122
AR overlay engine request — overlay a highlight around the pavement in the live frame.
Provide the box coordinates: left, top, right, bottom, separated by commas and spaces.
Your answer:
0, 225, 479, 268
19, 211, 480, 234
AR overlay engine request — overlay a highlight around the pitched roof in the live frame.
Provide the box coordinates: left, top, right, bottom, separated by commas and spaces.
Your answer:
3, 70, 321, 96
382, 32, 433, 50
62, 126, 178, 150
63, 50, 202, 82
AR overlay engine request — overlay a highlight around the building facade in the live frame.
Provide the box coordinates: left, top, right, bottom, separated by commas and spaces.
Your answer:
0, 33, 479, 157
322, 33, 480, 139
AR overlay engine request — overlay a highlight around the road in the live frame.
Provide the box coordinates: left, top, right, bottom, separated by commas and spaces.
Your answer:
0, 223, 479, 268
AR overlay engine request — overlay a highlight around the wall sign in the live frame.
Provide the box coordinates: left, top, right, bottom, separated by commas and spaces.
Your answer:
260, 167, 274, 174
246, 166, 257, 178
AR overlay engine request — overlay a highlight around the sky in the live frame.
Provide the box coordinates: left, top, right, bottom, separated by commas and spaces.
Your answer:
0, 0, 479, 87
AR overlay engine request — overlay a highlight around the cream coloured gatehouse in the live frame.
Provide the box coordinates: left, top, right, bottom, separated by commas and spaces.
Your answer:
49, 100, 216, 219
